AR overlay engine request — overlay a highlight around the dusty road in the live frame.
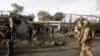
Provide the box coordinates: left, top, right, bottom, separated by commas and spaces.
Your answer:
0, 38, 100, 56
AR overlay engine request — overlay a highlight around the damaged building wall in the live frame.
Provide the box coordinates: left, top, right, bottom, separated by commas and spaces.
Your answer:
13, 16, 29, 38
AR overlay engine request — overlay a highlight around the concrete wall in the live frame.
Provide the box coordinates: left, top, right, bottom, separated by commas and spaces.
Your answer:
15, 18, 28, 38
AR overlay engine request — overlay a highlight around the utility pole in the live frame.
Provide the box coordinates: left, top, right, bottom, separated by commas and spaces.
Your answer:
0, 11, 3, 19
69, 14, 72, 31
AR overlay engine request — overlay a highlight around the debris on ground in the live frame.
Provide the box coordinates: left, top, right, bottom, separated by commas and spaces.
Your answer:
38, 40, 65, 48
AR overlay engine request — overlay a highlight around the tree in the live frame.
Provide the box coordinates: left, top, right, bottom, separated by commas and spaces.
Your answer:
49, 16, 53, 21
11, 3, 24, 15
53, 12, 63, 21
37, 11, 51, 21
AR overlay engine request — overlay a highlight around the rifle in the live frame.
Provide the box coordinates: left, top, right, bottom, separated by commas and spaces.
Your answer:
78, 27, 84, 46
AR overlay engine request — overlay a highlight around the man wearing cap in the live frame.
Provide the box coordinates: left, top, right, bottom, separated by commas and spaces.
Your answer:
79, 20, 94, 56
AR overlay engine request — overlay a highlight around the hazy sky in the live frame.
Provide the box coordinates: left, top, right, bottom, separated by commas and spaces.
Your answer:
0, 0, 99, 21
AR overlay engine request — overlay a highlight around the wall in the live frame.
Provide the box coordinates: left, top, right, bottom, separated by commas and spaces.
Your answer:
15, 17, 28, 38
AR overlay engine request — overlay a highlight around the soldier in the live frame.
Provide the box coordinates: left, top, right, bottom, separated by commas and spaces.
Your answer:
74, 20, 83, 40
78, 20, 94, 56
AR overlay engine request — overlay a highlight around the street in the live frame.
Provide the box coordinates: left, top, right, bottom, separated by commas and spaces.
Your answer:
0, 38, 100, 56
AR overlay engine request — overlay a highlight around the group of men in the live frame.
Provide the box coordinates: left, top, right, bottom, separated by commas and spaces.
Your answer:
0, 15, 95, 56
75, 19, 95, 56
27, 19, 95, 56
27, 22, 55, 41
28, 18, 95, 56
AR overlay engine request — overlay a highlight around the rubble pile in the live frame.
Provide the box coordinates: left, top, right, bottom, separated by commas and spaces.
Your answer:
38, 40, 65, 48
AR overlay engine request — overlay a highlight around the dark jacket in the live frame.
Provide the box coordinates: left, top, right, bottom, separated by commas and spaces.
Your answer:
6, 29, 12, 39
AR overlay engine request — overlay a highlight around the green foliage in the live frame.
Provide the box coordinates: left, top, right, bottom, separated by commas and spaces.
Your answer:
49, 16, 53, 21
53, 12, 63, 21
11, 3, 24, 15
37, 11, 51, 21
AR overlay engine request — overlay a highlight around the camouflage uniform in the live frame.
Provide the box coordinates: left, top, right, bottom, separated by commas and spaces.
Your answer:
79, 20, 94, 56
74, 20, 83, 40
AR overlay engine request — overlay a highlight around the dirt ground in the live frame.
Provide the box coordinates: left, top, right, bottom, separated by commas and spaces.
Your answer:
0, 32, 100, 56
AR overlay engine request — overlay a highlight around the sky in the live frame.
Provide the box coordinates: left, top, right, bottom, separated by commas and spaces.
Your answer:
0, 0, 99, 21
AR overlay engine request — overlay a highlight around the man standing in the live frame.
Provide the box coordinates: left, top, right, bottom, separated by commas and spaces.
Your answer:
5, 24, 14, 56
78, 20, 94, 56
27, 23, 33, 42
49, 26, 54, 40
74, 20, 83, 39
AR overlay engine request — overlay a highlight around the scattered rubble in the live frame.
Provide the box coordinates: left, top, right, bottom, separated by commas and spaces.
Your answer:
38, 40, 65, 48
